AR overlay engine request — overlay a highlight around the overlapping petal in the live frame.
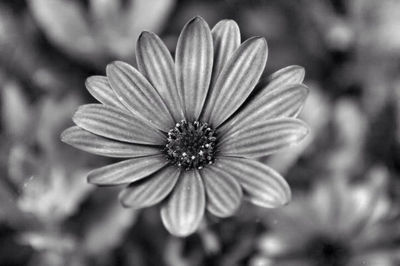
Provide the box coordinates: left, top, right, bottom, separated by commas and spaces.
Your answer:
201, 37, 268, 127
119, 166, 180, 209
210, 19, 241, 86
213, 157, 291, 207
161, 170, 205, 236
106, 61, 175, 131
218, 118, 309, 158
73, 104, 165, 145
61, 126, 160, 158
218, 84, 309, 138
87, 155, 168, 185
136, 31, 184, 122
175, 17, 213, 121
201, 167, 242, 217
85, 76, 127, 110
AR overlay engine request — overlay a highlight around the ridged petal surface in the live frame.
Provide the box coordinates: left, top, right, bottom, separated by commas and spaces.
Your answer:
87, 155, 168, 185
201, 37, 268, 127
175, 17, 213, 121
106, 61, 175, 131
85, 76, 127, 110
73, 104, 165, 145
119, 166, 180, 209
61, 126, 160, 158
218, 84, 309, 138
201, 167, 242, 217
219, 118, 309, 158
262, 65, 305, 96
210, 20, 241, 86
161, 170, 205, 237
136, 31, 184, 122
214, 157, 291, 208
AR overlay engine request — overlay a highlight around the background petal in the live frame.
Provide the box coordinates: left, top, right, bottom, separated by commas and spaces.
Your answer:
218, 84, 309, 138
161, 170, 205, 237
201, 37, 268, 127
119, 166, 180, 209
201, 166, 242, 217
210, 19, 241, 87
213, 157, 291, 208
106, 61, 175, 131
61, 126, 161, 158
87, 155, 168, 185
218, 118, 309, 158
136, 31, 184, 122
175, 16, 213, 121
73, 104, 165, 145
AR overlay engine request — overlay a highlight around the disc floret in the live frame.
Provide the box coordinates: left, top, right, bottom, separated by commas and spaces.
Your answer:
165, 120, 217, 170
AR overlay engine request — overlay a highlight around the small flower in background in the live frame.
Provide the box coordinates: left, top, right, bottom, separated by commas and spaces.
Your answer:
28, 0, 175, 67
62, 16, 310, 237
251, 167, 400, 266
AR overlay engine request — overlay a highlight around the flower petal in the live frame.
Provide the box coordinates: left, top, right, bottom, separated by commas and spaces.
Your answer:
201, 37, 268, 127
175, 16, 213, 121
218, 118, 309, 158
87, 155, 168, 185
61, 126, 161, 158
106, 61, 175, 131
85, 76, 126, 110
200, 166, 242, 217
210, 19, 241, 86
73, 104, 165, 145
161, 170, 205, 237
136, 31, 184, 122
119, 166, 180, 209
218, 84, 309, 138
262, 65, 305, 96
214, 157, 291, 208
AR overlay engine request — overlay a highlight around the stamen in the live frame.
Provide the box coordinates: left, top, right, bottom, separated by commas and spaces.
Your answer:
164, 120, 217, 170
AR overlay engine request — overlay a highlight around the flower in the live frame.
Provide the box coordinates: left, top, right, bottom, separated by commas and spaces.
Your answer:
251, 168, 400, 266
61, 16, 309, 237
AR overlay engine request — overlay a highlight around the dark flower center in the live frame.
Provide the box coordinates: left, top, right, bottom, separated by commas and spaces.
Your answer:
165, 120, 217, 170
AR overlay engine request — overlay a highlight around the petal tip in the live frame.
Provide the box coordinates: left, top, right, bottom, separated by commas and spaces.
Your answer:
251, 36, 268, 46
298, 121, 311, 139
85, 76, 96, 86
162, 220, 199, 237
280, 187, 292, 206
106, 60, 127, 74
289, 66, 306, 84
60, 127, 73, 143
185, 16, 210, 30
295, 66, 306, 81
215, 19, 239, 28
191, 16, 206, 23
138, 30, 155, 41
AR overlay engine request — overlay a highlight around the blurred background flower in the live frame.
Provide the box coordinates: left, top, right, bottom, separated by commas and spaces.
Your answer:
1, 0, 400, 265
251, 167, 400, 266
28, 0, 175, 68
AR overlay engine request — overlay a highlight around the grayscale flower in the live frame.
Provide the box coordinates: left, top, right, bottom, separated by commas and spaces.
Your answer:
61, 17, 309, 237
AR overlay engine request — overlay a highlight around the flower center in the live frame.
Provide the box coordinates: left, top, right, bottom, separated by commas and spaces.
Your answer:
165, 120, 217, 170
306, 236, 350, 266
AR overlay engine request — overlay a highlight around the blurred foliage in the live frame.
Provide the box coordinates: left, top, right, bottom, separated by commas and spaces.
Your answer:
1, 0, 400, 265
